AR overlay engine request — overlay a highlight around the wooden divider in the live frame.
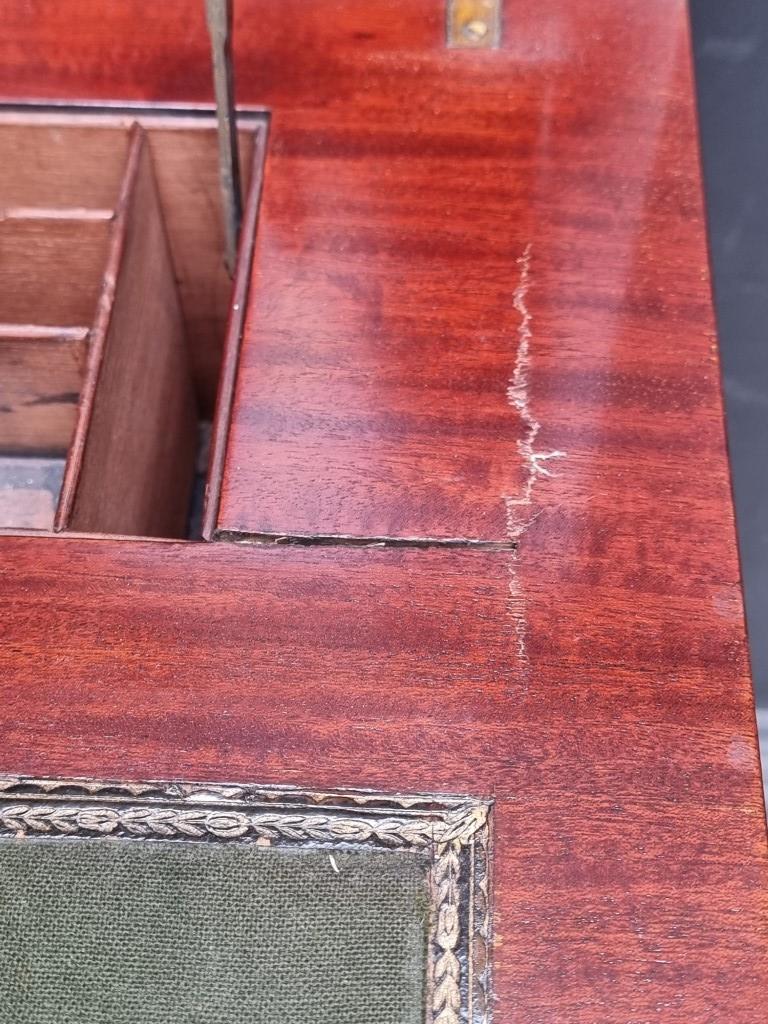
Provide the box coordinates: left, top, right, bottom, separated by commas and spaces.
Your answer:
0, 213, 111, 326
0, 120, 130, 209
0, 112, 259, 418
0, 111, 265, 537
56, 124, 197, 537
0, 325, 88, 454
145, 126, 255, 415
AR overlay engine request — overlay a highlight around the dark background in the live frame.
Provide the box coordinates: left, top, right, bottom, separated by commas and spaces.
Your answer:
690, 1, 768, 783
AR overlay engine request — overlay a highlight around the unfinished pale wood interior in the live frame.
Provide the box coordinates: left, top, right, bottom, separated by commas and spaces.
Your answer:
0, 109, 261, 536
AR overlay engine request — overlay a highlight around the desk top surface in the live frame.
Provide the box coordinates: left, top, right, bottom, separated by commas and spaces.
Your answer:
0, 2, 766, 1021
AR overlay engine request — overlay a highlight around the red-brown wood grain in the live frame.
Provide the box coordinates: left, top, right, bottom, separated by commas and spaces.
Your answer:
0, 2, 766, 1022
0, 536, 766, 1023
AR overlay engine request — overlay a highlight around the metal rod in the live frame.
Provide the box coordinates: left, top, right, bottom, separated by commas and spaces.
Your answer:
205, 0, 242, 276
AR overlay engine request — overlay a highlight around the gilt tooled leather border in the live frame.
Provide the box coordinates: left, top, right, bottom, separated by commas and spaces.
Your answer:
0, 776, 493, 1024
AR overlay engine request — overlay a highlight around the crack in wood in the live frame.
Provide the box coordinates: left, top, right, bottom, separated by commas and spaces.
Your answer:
214, 530, 516, 551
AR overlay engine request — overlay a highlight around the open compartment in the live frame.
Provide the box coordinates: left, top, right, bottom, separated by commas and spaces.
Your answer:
0, 106, 266, 537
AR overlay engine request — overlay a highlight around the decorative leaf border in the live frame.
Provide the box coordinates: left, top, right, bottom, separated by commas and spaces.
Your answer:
0, 776, 492, 1024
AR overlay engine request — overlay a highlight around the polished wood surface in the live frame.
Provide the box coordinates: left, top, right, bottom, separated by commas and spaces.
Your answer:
1, 535, 766, 1022
0, 2, 766, 1021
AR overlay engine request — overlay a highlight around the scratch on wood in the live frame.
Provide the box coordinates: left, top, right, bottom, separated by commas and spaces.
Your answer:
505, 244, 566, 668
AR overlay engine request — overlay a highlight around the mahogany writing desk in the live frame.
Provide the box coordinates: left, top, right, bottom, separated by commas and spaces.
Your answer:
0, 2, 767, 1021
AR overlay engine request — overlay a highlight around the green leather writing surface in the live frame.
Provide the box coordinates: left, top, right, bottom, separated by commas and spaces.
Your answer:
0, 837, 430, 1024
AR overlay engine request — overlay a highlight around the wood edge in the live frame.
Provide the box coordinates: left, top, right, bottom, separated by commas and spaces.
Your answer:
0, 528, 188, 545
0, 324, 89, 342
0, 105, 268, 133
53, 122, 145, 532
201, 122, 268, 542
1, 206, 114, 220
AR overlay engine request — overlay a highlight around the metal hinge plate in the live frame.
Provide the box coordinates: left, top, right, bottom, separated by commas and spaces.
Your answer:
447, 0, 501, 49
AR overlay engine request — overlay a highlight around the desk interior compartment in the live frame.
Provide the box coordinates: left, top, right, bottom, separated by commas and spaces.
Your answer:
0, 108, 264, 538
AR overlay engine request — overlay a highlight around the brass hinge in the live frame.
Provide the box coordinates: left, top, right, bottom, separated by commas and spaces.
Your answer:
447, 0, 501, 49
